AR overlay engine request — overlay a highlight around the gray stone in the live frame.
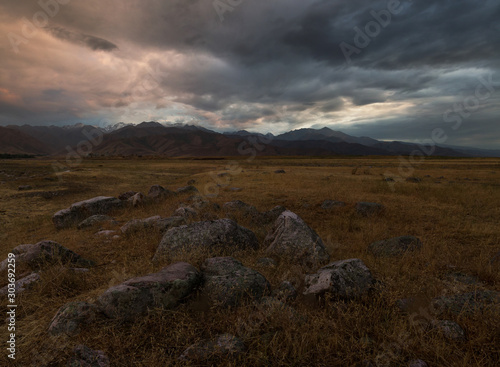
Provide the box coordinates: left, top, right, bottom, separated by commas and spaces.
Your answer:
2, 241, 94, 270
274, 170, 286, 174
95, 230, 117, 237
77, 215, 114, 230
0, 272, 40, 295
96, 262, 200, 321
129, 192, 144, 207
173, 206, 197, 219
223, 200, 258, 215
368, 236, 423, 256
53, 196, 122, 229
67, 344, 110, 367
321, 200, 346, 210
201, 257, 271, 308
179, 334, 245, 362
18, 185, 33, 191
187, 179, 196, 185
406, 177, 422, 183
303, 259, 376, 299
262, 205, 287, 224
264, 210, 329, 267
147, 185, 175, 200
48, 302, 99, 336
229, 187, 243, 192
120, 216, 185, 235
431, 320, 466, 341
153, 219, 259, 261
431, 290, 500, 315
176, 185, 199, 194
355, 202, 384, 217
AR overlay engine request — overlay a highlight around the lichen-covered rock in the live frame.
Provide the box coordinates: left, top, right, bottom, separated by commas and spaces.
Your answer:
201, 257, 270, 308
264, 210, 329, 267
179, 334, 245, 362
173, 206, 197, 219
67, 344, 110, 367
0, 241, 94, 271
303, 259, 376, 299
96, 262, 200, 321
368, 236, 423, 256
48, 302, 99, 336
129, 192, 144, 207
153, 219, 259, 261
77, 215, 114, 230
53, 196, 122, 229
355, 202, 384, 217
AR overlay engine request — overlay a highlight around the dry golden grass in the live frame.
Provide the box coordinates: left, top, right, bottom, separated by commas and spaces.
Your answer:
0, 156, 499, 366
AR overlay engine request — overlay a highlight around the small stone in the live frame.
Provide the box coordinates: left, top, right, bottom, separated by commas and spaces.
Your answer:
18, 185, 33, 191
67, 344, 110, 367
408, 359, 428, 367
179, 334, 245, 362
355, 202, 384, 217
368, 236, 422, 257
274, 169, 286, 174
320, 200, 346, 210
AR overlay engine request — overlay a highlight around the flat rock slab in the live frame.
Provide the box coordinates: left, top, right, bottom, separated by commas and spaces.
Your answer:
355, 202, 384, 217
201, 257, 270, 308
0, 241, 94, 271
264, 210, 329, 267
179, 334, 245, 362
53, 196, 122, 229
153, 219, 259, 261
96, 262, 201, 321
48, 301, 99, 336
368, 236, 423, 256
303, 258, 376, 299
68, 344, 110, 367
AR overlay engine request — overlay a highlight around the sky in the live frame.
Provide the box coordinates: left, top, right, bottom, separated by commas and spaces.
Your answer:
0, 0, 499, 148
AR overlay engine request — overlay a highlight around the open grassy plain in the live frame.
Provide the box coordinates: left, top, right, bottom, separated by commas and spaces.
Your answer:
0, 156, 499, 366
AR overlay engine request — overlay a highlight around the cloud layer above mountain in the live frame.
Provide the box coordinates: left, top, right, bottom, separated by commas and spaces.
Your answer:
1, 0, 499, 148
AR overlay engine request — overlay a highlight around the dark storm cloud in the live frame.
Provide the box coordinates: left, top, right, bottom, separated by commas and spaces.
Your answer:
47, 27, 118, 51
0, 0, 499, 148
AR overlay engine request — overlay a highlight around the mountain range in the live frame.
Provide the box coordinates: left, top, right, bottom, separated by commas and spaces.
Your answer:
1, 122, 499, 158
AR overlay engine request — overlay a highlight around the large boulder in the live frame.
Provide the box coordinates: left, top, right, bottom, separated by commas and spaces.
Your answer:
48, 302, 99, 336
303, 259, 376, 299
201, 257, 270, 308
355, 202, 384, 217
67, 344, 110, 367
53, 196, 122, 229
153, 219, 259, 261
179, 334, 245, 362
368, 236, 423, 256
263, 211, 329, 267
96, 262, 201, 321
0, 241, 94, 271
